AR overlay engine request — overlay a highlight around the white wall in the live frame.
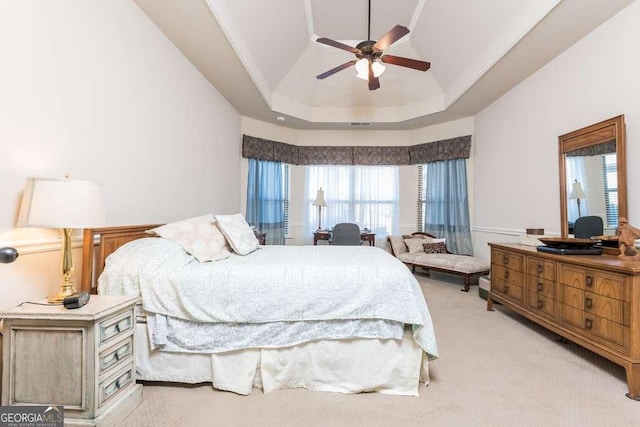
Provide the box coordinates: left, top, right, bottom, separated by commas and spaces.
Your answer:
472, 1, 640, 260
240, 117, 474, 246
0, 1, 241, 311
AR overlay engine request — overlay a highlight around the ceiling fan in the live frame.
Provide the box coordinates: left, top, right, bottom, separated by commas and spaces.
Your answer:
315, 0, 431, 90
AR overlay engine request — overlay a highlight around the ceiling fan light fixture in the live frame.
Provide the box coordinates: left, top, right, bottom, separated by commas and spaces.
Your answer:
355, 58, 385, 80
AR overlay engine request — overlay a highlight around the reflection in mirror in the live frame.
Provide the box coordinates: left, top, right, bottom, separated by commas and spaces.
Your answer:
565, 140, 617, 234
558, 115, 626, 238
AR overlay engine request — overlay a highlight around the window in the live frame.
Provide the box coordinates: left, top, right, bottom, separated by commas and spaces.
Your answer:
417, 165, 427, 231
602, 154, 618, 228
282, 163, 290, 236
305, 165, 399, 238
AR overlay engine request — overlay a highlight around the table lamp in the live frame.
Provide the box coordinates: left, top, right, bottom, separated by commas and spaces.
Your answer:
312, 187, 327, 231
569, 179, 586, 218
17, 177, 106, 303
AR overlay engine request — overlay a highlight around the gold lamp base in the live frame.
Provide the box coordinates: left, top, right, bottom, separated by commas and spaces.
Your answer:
47, 228, 77, 304
47, 283, 78, 304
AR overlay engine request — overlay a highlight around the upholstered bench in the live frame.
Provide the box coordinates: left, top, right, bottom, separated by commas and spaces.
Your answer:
387, 232, 491, 292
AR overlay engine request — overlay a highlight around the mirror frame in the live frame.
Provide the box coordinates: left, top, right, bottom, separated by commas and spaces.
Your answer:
558, 115, 627, 238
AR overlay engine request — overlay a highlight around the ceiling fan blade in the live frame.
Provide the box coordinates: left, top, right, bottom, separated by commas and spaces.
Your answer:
316, 60, 357, 80
373, 25, 410, 51
381, 55, 431, 72
316, 37, 361, 55
368, 62, 380, 90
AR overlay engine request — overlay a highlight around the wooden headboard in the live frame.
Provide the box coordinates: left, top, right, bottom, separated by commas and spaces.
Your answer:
81, 224, 161, 294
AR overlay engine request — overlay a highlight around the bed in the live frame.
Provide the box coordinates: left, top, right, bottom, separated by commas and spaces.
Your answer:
81, 221, 438, 396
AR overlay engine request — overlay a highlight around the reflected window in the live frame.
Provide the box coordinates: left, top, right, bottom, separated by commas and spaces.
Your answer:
603, 154, 618, 228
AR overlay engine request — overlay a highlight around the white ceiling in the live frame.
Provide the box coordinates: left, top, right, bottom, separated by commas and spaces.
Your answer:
133, 0, 635, 130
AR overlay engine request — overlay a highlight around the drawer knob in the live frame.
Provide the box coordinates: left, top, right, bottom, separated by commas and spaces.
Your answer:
504, 270, 510, 279
503, 283, 509, 293
586, 275, 593, 287
585, 318, 593, 330
537, 264, 544, 274
585, 297, 593, 310
537, 299, 544, 309
503, 256, 508, 265
537, 282, 543, 292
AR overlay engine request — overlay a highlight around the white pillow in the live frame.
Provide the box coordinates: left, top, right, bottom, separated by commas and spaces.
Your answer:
147, 214, 231, 262
214, 213, 259, 255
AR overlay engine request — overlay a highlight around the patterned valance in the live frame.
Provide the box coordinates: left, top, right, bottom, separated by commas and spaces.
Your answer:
408, 135, 471, 164
242, 134, 471, 165
566, 140, 616, 157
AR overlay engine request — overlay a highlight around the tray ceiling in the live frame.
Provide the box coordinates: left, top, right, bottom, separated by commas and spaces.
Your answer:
133, 0, 635, 130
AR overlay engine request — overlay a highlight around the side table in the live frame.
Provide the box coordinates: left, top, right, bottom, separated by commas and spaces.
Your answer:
1, 295, 142, 426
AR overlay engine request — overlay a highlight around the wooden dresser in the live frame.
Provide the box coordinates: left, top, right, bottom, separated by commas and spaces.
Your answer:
488, 243, 640, 399
1, 295, 142, 425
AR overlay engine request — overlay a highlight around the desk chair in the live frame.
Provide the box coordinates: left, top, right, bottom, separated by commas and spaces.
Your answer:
330, 223, 362, 246
574, 215, 604, 239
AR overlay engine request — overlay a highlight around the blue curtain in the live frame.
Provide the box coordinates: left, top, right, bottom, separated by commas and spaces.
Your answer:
424, 159, 473, 255
246, 159, 285, 245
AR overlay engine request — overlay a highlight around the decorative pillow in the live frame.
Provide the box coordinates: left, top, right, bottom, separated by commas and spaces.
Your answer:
214, 213, 259, 255
388, 236, 408, 255
405, 238, 431, 254
423, 241, 448, 254
147, 214, 231, 262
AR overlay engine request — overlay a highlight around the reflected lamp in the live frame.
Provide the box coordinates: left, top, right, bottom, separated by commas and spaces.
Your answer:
312, 187, 327, 231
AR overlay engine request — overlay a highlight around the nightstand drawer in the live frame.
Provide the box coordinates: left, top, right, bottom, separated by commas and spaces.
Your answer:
99, 309, 134, 346
99, 362, 134, 408
99, 336, 133, 375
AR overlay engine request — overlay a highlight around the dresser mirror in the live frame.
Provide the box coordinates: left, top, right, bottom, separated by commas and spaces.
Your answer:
558, 115, 627, 238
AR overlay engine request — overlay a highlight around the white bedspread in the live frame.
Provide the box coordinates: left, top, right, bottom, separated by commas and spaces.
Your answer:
98, 238, 438, 359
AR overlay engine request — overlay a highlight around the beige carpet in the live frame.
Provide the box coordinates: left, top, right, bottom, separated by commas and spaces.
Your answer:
118, 273, 640, 427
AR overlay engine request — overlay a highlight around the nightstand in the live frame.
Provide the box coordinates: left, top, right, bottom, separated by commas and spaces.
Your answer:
1, 295, 142, 426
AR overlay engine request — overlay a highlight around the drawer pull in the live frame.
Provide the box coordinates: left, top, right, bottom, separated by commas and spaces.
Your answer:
585, 318, 593, 330
503, 256, 508, 265
537, 282, 543, 292
101, 344, 131, 371
537, 299, 544, 309
503, 283, 509, 293
103, 370, 132, 401
537, 264, 544, 274
585, 297, 593, 309
100, 314, 133, 343
586, 275, 593, 287
504, 270, 510, 279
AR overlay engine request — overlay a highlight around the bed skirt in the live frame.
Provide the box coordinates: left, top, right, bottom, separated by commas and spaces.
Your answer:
134, 323, 429, 396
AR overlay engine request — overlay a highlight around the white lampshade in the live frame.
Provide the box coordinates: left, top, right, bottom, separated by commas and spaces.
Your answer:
17, 177, 106, 229
312, 187, 326, 207
355, 59, 385, 80
569, 180, 586, 200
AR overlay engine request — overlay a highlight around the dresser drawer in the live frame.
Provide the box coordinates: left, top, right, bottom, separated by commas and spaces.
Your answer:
492, 264, 524, 287
98, 309, 134, 347
560, 284, 583, 310
586, 314, 629, 353
491, 276, 524, 304
527, 257, 555, 281
526, 292, 555, 320
526, 275, 555, 299
99, 336, 133, 376
584, 292, 629, 326
559, 304, 630, 354
559, 265, 627, 300
492, 250, 524, 272
98, 361, 134, 408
